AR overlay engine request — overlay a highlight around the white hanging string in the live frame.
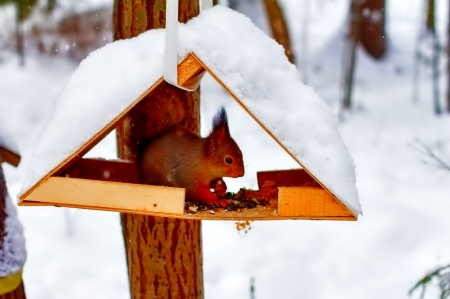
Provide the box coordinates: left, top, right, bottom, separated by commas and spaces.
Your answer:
164, 0, 213, 91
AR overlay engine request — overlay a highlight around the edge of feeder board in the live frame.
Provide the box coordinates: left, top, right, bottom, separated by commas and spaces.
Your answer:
0, 145, 20, 167
20, 184, 355, 221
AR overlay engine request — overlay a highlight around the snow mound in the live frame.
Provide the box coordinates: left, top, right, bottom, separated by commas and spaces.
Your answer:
20, 5, 361, 216
1, 170, 26, 277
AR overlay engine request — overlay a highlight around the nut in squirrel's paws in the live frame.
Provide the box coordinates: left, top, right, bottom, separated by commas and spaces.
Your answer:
210, 177, 227, 197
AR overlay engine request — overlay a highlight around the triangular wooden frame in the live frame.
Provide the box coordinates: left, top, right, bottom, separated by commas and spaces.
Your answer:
19, 53, 357, 221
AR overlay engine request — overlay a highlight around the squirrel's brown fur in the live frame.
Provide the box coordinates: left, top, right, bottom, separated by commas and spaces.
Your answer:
140, 107, 244, 205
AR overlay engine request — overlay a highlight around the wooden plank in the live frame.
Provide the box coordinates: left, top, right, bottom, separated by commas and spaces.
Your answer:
61, 158, 138, 183
257, 169, 318, 188
0, 147, 20, 168
22, 177, 185, 215
20, 198, 356, 221
278, 187, 355, 218
19, 53, 203, 202
177, 54, 206, 90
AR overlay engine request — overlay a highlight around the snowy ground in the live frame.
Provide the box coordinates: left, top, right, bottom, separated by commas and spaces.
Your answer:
1, 0, 450, 298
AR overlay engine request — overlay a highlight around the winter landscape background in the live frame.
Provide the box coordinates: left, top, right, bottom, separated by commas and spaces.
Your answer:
1, 0, 450, 298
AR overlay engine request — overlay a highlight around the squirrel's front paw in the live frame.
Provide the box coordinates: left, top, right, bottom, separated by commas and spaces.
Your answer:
210, 178, 227, 197
200, 191, 228, 208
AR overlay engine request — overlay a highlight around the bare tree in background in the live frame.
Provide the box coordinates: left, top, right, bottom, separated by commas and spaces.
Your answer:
262, 0, 295, 63
413, 0, 442, 114
341, 0, 386, 112
0, 0, 37, 65
228, 0, 294, 64
447, 0, 450, 112
427, 0, 442, 114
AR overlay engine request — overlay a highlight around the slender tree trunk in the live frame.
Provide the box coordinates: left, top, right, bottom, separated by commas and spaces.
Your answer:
359, 0, 386, 60
448, 0, 450, 112
426, 0, 441, 114
15, 19, 24, 66
432, 29, 441, 115
342, 0, 361, 110
262, 0, 295, 63
300, 0, 310, 83
114, 1, 204, 298
0, 167, 26, 299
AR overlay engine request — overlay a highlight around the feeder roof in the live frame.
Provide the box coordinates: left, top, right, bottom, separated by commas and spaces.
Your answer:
19, 6, 361, 216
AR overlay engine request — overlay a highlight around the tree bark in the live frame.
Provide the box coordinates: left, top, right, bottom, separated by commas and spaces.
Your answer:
114, 1, 204, 298
262, 0, 295, 63
0, 166, 26, 299
0, 282, 26, 299
359, 0, 386, 60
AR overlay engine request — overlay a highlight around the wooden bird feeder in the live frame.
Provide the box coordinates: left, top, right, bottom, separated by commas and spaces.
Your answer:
18, 6, 361, 221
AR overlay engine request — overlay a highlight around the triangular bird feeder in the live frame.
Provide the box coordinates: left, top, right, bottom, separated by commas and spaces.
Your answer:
18, 6, 361, 221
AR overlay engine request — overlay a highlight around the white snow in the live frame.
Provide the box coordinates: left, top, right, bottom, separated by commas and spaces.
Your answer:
0, 120, 20, 157
0, 170, 26, 277
2, 0, 450, 298
19, 5, 360, 216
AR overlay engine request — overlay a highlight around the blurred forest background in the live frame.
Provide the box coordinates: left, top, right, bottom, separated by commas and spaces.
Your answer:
1, 0, 450, 298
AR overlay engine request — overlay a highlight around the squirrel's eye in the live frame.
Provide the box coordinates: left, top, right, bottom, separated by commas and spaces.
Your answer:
225, 157, 233, 164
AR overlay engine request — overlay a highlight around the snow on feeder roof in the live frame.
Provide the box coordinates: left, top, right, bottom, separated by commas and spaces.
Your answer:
0, 120, 20, 167
18, 6, 361, 219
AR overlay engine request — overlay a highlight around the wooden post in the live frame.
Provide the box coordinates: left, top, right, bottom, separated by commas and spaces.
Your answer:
114, 1, 203, 298
0, 166, 26, 299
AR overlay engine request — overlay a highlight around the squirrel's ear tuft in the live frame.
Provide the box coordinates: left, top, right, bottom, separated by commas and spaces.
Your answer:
211, 107, 230, 139
206, 107, 230, 156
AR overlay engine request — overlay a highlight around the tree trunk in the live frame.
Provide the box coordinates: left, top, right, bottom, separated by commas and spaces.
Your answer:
0, 167, 26, 299
342, 0, 361, 110
0, 282, 26, 299
359, 0, 386, 60
448, 0, 450, 112
262, 0, 295, 63
15, 20, 24, 66
300, 0, 310, 83
113, 1, 204, 298
426, 0, 441, 114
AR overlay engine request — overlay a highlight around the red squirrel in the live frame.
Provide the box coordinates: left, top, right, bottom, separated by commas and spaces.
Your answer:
140, 107, 245, 205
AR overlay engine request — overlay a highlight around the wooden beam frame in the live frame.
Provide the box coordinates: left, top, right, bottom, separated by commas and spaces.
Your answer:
0, 146, 20, 168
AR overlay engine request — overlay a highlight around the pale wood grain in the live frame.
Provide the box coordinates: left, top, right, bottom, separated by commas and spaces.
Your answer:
23, 177, 185, 215
278, 187, 355, 218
